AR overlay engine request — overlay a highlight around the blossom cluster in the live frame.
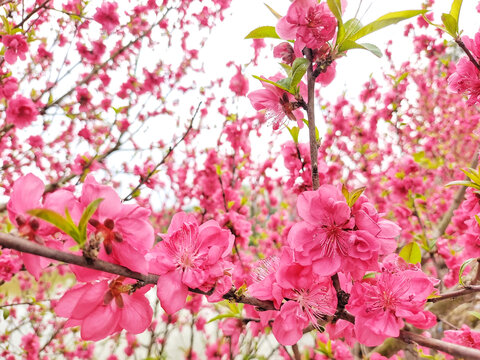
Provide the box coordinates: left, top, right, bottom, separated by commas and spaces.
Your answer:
6, 173, 234, 340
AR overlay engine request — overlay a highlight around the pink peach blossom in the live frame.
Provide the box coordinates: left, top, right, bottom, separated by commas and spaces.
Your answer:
248, 75, 306, 130
55, 277, 153, 341
6, 95, 38, 129
2, 34, 28, 64
347, 256, 436, 346
276, 0, 336, 53
149, 212, 234, 314
93, 2, 120, 34
80, 175, 154, 274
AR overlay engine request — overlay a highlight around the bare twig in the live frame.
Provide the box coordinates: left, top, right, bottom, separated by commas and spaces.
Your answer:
123, 102, 200, 201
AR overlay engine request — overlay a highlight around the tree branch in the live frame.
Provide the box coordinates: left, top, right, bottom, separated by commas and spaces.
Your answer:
304, 48, 319, 191
0, 232, 275, 310
432, 149, 479, 240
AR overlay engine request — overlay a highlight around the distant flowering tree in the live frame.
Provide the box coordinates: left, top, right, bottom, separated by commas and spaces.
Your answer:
2, 0, 480, 359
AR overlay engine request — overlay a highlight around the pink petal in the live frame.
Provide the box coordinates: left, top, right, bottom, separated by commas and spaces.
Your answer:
156, 270, 189, 314
120, 293, 153, 334
81, 303, 120, 341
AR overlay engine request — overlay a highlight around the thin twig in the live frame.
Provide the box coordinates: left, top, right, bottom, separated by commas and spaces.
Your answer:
123, 102, 200, 201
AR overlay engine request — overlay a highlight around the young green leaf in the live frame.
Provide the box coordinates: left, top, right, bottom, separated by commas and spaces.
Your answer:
339, 18, 362, 44
286, 126, 300, 144
245, 26, 280, 40
28, 208, 81, 244
445, 180, 480, 190
459, 258, 478, 286
348, 186, 366, 207
327, 0, 344, 45
290, 57, 309, 89
252, 75, 292, 93
349, 10, 428, 42
78, 198, 104, 246
399, 242, 422, 264
264, 3, 282, 19
279, 63, 292, 76
441, 13, 458, 37
449, 0, 463, 23
338, 40, 382, 58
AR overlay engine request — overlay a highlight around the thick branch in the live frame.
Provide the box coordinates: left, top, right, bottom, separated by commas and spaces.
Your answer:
304, 48, 319, 190
399, 330, 480, 360
0, 232, 275, 309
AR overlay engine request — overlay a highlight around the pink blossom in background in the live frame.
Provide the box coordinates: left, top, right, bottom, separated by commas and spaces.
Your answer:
2, 34, 28, 64
55, 278, 153, 341
276, 0, 336, 53
0, 249, 22, 282
0, 76, 18, 99
229, 65, 249, 96
149, 212, 234, 314
5, 95, 38, 129
442, 325, 480, 358
20, 333, 39, 360
93, 2, 120, 34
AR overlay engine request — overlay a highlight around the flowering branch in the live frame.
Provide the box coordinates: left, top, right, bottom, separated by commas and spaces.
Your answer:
455, 38, 480, 72
0, 232, 275, 310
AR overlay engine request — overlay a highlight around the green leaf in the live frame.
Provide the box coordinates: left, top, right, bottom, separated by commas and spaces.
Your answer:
207, 313, 240, 323
3, 309, 9, 319
462, 168, 480, 184
399, 242, 422, 264
252, 75, 292, 93
395, 72, 409, 85
459, 258, 477, 286
349, 10, 428, 42
348, 186, 366, 207
445, 180, 480, 190
338, 40, 382, 57
264, 3, 282, 19
277, 77, 293, 92
245, 26, 280, 40
327, 0, 343, 23
327, 0, 344, 45
286, 126, 300, 143
340, 18, 363, 44
78, 198, 104, 246
302, 119, 319, 141
28, 209, 81, 244
290, 58, 309, 89
449, 0, 463, 23
279, 63, 292, 76
441, 13, 458, 37
362, 272, 376, 279
470, 311, 480, 321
